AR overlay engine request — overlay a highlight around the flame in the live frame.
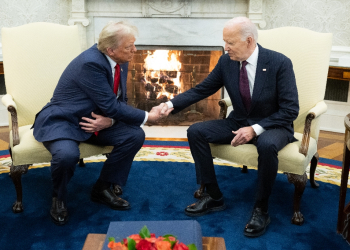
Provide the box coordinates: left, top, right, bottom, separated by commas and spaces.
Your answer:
144, 50, 181, 72
143, 50, 182, 99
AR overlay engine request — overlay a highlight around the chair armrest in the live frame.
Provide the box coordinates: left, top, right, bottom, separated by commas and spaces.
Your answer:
2, 94, 17, 109
308, 100, 327, 118
299, 101, 327, 156
218, 97, 232, 119
2, 94, 20, 146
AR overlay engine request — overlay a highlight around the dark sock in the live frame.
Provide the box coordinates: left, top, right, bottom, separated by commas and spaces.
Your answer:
205, 183, 223, 200
93, 178, 111, 191
254, 199, 269, 213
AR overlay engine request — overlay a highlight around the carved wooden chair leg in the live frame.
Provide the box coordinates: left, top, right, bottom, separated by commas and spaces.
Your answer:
242, 165, 248, 173
78, 158, 85, 167
287, 172, 308, 225
10, 164, 30, 213
194, 183, 205, 199
309, 152, 319, 188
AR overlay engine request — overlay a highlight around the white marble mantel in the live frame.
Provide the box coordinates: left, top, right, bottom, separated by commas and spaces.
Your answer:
68, 0, 266, 50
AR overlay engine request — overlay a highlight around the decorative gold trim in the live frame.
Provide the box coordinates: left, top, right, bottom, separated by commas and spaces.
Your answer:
145, 137, 188, 141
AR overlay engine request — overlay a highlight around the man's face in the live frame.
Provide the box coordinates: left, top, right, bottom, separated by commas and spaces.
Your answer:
107, 35, 137, 64
223, 25, 251, 61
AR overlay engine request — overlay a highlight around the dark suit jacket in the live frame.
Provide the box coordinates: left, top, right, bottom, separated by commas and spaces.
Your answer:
171, 44, 299, 140
33, 44, 145, 142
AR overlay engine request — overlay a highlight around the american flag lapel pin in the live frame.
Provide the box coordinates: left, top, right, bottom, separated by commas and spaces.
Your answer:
263, 69, 266, 71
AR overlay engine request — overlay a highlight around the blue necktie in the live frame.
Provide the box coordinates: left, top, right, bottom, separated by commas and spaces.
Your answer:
239, 61, 251, 111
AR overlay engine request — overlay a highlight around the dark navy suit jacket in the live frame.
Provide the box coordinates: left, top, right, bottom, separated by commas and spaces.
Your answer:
33, 44, 146, 142
171, 44, 299, 140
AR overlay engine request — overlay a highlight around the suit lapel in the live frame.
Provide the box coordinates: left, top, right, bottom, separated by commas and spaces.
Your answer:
250, 44, 269, 112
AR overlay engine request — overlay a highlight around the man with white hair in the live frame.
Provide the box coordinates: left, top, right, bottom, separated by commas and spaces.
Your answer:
161, 17, 299, 237
33, 21, 170, 225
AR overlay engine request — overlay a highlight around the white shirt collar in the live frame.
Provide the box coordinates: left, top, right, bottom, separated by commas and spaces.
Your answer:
244, 45, 259, 66
105, 54, 117, 69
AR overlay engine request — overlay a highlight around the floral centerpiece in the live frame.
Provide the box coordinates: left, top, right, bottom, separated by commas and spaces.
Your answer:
107, 225, 198, 250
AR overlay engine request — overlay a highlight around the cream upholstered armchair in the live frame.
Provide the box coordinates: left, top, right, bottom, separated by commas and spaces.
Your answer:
206, 27, 332, 225
1, 23, 113, 213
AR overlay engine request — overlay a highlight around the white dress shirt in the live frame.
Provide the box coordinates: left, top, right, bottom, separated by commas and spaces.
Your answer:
105, 55, 148, 126
243, 45, 265, 136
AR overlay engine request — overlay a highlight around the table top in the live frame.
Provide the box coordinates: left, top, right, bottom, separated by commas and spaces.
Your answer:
82, 233, 226, 250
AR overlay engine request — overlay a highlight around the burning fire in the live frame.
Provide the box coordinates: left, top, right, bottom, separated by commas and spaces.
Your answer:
143, 50, 182, 100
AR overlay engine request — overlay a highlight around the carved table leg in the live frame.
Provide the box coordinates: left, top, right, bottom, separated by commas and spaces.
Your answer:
79, 158, 85, 167
10, 164, 29, 213
338, 137, 350, 234
310, 152, 319, 188
287, 172, 308, 225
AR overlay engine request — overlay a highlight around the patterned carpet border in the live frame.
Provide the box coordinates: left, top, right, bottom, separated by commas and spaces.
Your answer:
0, 145, 345, 187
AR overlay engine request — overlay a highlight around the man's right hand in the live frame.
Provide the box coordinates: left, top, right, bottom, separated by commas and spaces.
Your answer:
147, 103, 173, 123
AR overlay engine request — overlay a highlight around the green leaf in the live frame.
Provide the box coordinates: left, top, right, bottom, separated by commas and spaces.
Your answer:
139, 225, 151, 239
127, 237, 136, 250
108, 237, 115, 242
163, 234, 176, 238
187, 243, 198, 250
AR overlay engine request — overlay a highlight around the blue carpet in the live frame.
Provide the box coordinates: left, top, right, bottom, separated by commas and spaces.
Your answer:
0, 161, 348, 250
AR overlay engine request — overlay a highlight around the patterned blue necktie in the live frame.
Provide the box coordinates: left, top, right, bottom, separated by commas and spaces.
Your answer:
239, 60, 251, 111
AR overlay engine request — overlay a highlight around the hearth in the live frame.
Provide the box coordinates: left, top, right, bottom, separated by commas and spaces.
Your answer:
126, 45, 224, 125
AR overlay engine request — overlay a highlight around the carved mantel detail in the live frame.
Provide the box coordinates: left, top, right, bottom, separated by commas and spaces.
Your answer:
68, 0, 90, 26
142, 0, 191, 17
248, 0, 266, 28
68, 0, 90, 50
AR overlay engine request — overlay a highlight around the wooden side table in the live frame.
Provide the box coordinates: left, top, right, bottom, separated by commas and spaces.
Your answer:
82, 234, 226, 250
328, 66, 350, 81
337, 113, 350, 242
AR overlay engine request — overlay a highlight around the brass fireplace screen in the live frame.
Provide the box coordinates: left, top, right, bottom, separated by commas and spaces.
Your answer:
126, 46, 224, 125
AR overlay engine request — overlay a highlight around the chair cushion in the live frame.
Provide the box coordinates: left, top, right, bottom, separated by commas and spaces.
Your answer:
210, 133, 317, 175
10, 125, 113, 166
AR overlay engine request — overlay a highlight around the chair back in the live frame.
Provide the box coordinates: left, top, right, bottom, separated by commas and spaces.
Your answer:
257, 27, 332, 141
1, 22, 81, 128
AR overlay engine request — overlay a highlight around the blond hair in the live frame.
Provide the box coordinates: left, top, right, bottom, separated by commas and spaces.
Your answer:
97, 21, 138, 53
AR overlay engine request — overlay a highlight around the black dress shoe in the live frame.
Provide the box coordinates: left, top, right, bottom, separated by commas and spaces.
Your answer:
185, 195, 226, 217
113, 184, 123, 196
244, 208, 271, 237
50, 197, 68, 226
91, 187, 130, 210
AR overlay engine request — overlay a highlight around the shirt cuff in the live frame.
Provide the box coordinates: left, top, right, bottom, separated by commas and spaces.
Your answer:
166, 101, 173, 109
251, 124, 265, 136
141, 111, 148, 127
111, 118, 115, 126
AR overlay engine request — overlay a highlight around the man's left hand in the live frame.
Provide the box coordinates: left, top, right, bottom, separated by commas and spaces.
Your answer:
231, 126, 256, 147
80, 112, 113, 133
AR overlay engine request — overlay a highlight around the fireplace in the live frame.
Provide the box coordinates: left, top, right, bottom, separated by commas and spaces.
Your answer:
126, 46, 224, 125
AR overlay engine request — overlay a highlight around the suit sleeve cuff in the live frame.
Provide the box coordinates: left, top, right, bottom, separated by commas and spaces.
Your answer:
166, 101, 173, 109
252, 124, 265, 136
141, 112, 148, 127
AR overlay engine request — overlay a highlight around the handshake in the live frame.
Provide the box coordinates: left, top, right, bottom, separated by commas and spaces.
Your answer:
147, 103, 174, 123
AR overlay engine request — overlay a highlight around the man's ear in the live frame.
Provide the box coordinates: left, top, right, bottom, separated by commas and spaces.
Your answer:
106, 47, 113, 57
246, 37, 253, 47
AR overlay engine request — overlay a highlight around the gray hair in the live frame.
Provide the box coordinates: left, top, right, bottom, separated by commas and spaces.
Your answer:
225, 17, 258, 43
97, 21, 138, 53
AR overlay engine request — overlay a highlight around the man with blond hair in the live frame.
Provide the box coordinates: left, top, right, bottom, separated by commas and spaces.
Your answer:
33, 21, 170, 225
161, 17, 299, 237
